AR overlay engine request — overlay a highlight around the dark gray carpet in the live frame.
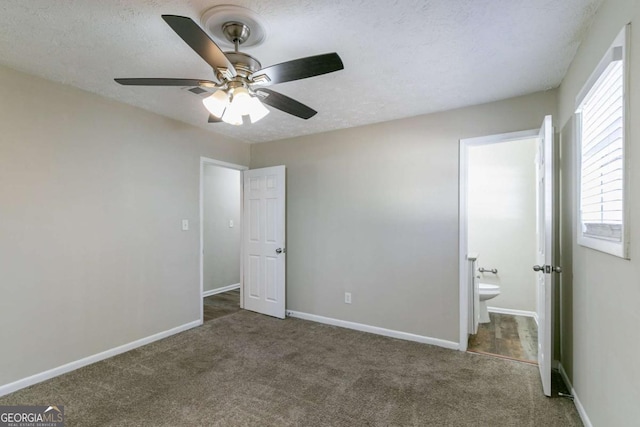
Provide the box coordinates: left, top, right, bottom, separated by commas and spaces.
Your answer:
0, 311, 581, 426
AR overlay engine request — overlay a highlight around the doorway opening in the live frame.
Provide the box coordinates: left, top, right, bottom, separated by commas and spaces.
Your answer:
465, 135, 539, 363
199, 159, 288, 322
459, 116, 557, 397
200, 157, 247, 323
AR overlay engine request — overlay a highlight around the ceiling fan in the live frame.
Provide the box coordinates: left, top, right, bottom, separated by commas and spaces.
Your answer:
115, 15, 344, 125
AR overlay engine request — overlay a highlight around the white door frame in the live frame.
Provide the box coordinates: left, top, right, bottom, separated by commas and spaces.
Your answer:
199, 157, 248, 324
458, 129, 539, 351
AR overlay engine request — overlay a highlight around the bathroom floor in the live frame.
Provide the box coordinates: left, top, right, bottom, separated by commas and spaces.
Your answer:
467, 312, 538, 363
203, 289, 241, 322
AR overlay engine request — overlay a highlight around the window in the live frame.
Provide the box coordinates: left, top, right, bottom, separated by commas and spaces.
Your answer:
575, 25, 629, 258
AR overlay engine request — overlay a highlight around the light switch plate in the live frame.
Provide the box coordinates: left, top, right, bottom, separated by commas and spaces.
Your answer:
229, 220, 234, 228
182, 219, 189, 231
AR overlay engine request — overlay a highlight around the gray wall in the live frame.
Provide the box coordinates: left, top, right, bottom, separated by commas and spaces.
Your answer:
0, 64, 249, 387
557, 0, 640, 424
203, 165, 241, 293
251, 91, 556, 342
468, 139, 537, 313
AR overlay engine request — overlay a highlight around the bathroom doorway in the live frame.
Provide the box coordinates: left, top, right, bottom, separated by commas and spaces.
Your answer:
459, 117, 558, 396
200, 158, 247, 323
465, 134, 539, 363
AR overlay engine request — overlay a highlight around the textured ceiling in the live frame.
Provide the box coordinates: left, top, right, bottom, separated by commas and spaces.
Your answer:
0, 0, 602, 143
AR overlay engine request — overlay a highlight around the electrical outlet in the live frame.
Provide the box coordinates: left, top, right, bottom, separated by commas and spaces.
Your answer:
344, 292, 352, 304
229, 220, 234, 228
181, 219, 189, 231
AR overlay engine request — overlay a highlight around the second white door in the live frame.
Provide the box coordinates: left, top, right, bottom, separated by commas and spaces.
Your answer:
242, 166, 286, 319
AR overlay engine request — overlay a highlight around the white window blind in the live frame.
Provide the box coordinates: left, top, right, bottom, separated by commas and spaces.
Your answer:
577, 49, 624, 242
575, 24, 629, 258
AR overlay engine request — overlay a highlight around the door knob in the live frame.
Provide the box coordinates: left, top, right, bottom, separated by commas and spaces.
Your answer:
533, 264, 562, 273
275, 248, 286, 254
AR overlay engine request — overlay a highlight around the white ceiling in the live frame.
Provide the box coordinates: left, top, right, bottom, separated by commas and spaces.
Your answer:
0, 0, 602, 143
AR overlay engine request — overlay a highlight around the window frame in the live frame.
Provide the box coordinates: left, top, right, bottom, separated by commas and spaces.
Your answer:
574, 24, 630, 259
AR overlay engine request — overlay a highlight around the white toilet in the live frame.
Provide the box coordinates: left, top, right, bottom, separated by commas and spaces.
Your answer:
478, 283, 500, 323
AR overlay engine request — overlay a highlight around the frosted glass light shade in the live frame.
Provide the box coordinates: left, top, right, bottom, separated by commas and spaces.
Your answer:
202, 90, 229, 118
221, 87, 269, 125
221, 107, 243, 125
231, 87, 252, 111
247, 96, 269, 123
221, 88, 246, 125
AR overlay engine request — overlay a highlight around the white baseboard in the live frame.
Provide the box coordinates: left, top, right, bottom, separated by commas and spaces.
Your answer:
203, 283, 240, 298
487, 307, 539, 325
558, 363, 593, 427
286, 310, 459, 351
487, 306, 538, 322
0, 319, 201, 398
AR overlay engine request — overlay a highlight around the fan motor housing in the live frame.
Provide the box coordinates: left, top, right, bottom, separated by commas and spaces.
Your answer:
223, 52, 262, 78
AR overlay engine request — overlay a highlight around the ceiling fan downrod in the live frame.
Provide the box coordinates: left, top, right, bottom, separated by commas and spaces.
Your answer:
222, 21, 250, 53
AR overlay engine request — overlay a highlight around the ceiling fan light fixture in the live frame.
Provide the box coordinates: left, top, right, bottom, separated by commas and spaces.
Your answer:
220, 86, 269, 125
221, 87, 248, 125
115, 15, 343, 126
202, 90, 229, 118
230, 86, 252, 109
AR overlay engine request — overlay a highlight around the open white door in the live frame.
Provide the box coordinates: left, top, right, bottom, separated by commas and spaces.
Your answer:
535, 115, 558, 397
243, 166, 286, 319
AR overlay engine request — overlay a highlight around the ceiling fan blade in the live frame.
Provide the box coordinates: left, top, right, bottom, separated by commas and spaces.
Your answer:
161, 15, 236, 77
256, 88, 317, 119
252, 53, 343, 86
208, 114, 223, 123
114, 78, 217, 87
